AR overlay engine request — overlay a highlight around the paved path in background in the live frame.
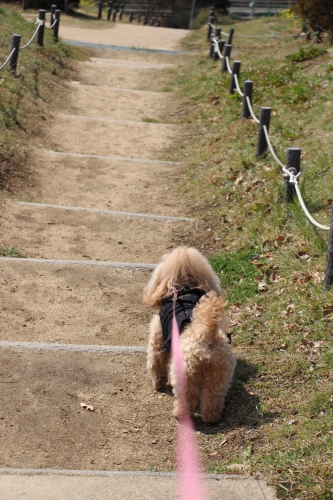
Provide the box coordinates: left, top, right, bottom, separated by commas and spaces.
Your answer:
0, 21, 276, 500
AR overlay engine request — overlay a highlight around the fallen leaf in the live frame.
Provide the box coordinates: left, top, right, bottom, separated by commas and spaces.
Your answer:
217, 438, 228, 448
209, 452, 218, 457
258, 281, 268, 291
80, 402, 95, 412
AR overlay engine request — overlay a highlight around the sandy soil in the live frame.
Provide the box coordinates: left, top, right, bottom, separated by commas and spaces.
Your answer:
20, 150, 182, 216
49, 113, 177, 159
0, 26, 237, 474
0, 200, 195, 263
0, 262, 151, 345
60, 24, 188, 51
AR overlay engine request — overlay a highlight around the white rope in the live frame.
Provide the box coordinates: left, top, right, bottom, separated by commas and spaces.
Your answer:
21, 19, 43, 49
246, 96, 260, 124
294, 183, 330, 231
236, 33, 295, 38
45, 19, 57, 29
233, 73, 243, 97
225, 55, 232, 74
262, 126, 329, 231
263, 126, 286, 168
0, 47, 15, 70
209, 22, 217, 30
212, 37, 223, 59
221, 31, 229, 37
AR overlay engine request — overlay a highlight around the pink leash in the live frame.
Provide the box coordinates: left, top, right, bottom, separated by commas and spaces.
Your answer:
171, 291, 208, 500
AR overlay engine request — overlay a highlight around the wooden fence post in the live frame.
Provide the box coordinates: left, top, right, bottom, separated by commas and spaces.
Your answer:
242, 80, 253, 118
9, 34, 21, 74
37, 10, 46, 47
256, 107, 271, 157
221, 43, 231, 73
229, 60, 241, 94
213, 28, 221, 61
284, 148, 301, 203
324, 203, 333, 289
207, 15, 214, 41
227, 28, 235, 45
54, 9, 61, 40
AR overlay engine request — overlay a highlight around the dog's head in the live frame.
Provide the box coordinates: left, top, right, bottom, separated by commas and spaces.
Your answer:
143, 246, 222, 308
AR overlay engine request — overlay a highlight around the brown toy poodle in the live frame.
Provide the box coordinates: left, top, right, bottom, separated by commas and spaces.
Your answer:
143, 246, 236, 424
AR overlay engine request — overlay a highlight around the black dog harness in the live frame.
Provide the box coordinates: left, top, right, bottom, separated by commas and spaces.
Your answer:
159, 286, 206, 352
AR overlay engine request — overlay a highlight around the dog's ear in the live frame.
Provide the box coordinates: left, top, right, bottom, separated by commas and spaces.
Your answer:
143, 268, 169, 308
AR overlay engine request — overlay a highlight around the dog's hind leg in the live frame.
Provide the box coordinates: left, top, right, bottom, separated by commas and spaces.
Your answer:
171, 365, 200, 420
147, 314, 170, 391
200, 360, 235, 424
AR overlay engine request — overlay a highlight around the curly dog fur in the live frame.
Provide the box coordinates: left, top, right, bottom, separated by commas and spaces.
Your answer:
143, 246, 236, 424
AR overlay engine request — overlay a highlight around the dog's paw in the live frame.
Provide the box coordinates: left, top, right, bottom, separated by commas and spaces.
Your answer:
201, 412, 221, 424
153, 377, 167, 391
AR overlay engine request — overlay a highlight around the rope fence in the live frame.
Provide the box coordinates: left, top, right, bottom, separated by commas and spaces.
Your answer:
0, 8, 61, 75
206, 13, 333, 288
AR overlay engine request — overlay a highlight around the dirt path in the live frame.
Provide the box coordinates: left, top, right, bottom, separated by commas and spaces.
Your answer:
0, 21, 277, 500
0, 25, 196, 472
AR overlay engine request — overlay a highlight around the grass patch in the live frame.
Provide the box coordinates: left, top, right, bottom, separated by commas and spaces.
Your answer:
167, 15, 333, 499
210, 249, 261, 304
0, 246, 26, 258
141, 117, 159, 123
0, 6, 83, 193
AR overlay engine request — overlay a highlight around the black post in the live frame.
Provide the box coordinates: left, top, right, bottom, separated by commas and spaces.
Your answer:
37, 10, 46, 47
149, 17, 154, 26
9, 34, 21, 74
213, 28, 221, 61
54, 9, 61, 40
242, 80, 253, 118
209, 34, 215, 58
229, 60, 241, 94
256, 107, 271, 158
107, 1, 113, 20
119, 5, 123, 20
221, 43, 232, 73
227, 28, 235, 45
324, 203, 333, 289
137, 14, 141, 22
64, 0, 69, 15
143, 15, 147, 25
112, 9, 117, 21
284, 148, 301, 203
155, 19, 160, 26
218, 39, 225, 64
51, 5, 57, 25
98, 0, 103, 19
22, 0, 28, 11
129, 11, 133, 22
207, 15, 214, 40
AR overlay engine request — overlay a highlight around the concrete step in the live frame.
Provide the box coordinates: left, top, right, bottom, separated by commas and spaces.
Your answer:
68, 84, 172, 122
0, 469, 276, 499
76, 61, 171, 92
49, 114, 177, 160
0, 260, 151, 345
23, 149, 182, 216
1, 200, 194, 263
0, 349, 175, 471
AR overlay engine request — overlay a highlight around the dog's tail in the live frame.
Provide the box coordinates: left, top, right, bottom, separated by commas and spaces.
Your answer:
191, 290, 229, 342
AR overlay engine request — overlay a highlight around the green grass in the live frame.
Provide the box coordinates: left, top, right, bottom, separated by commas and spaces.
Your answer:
167, 15, 333, 500
141, 117, 159, 123
0, 246, 26, 258
0, 6, 82, 192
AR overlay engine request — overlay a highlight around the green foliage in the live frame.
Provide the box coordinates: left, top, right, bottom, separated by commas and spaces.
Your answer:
295, 0, 333, 35
0, 246, 26, 258
286, 45, 327, 62
210, 249, 261, 304
0, 6, 78, 191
